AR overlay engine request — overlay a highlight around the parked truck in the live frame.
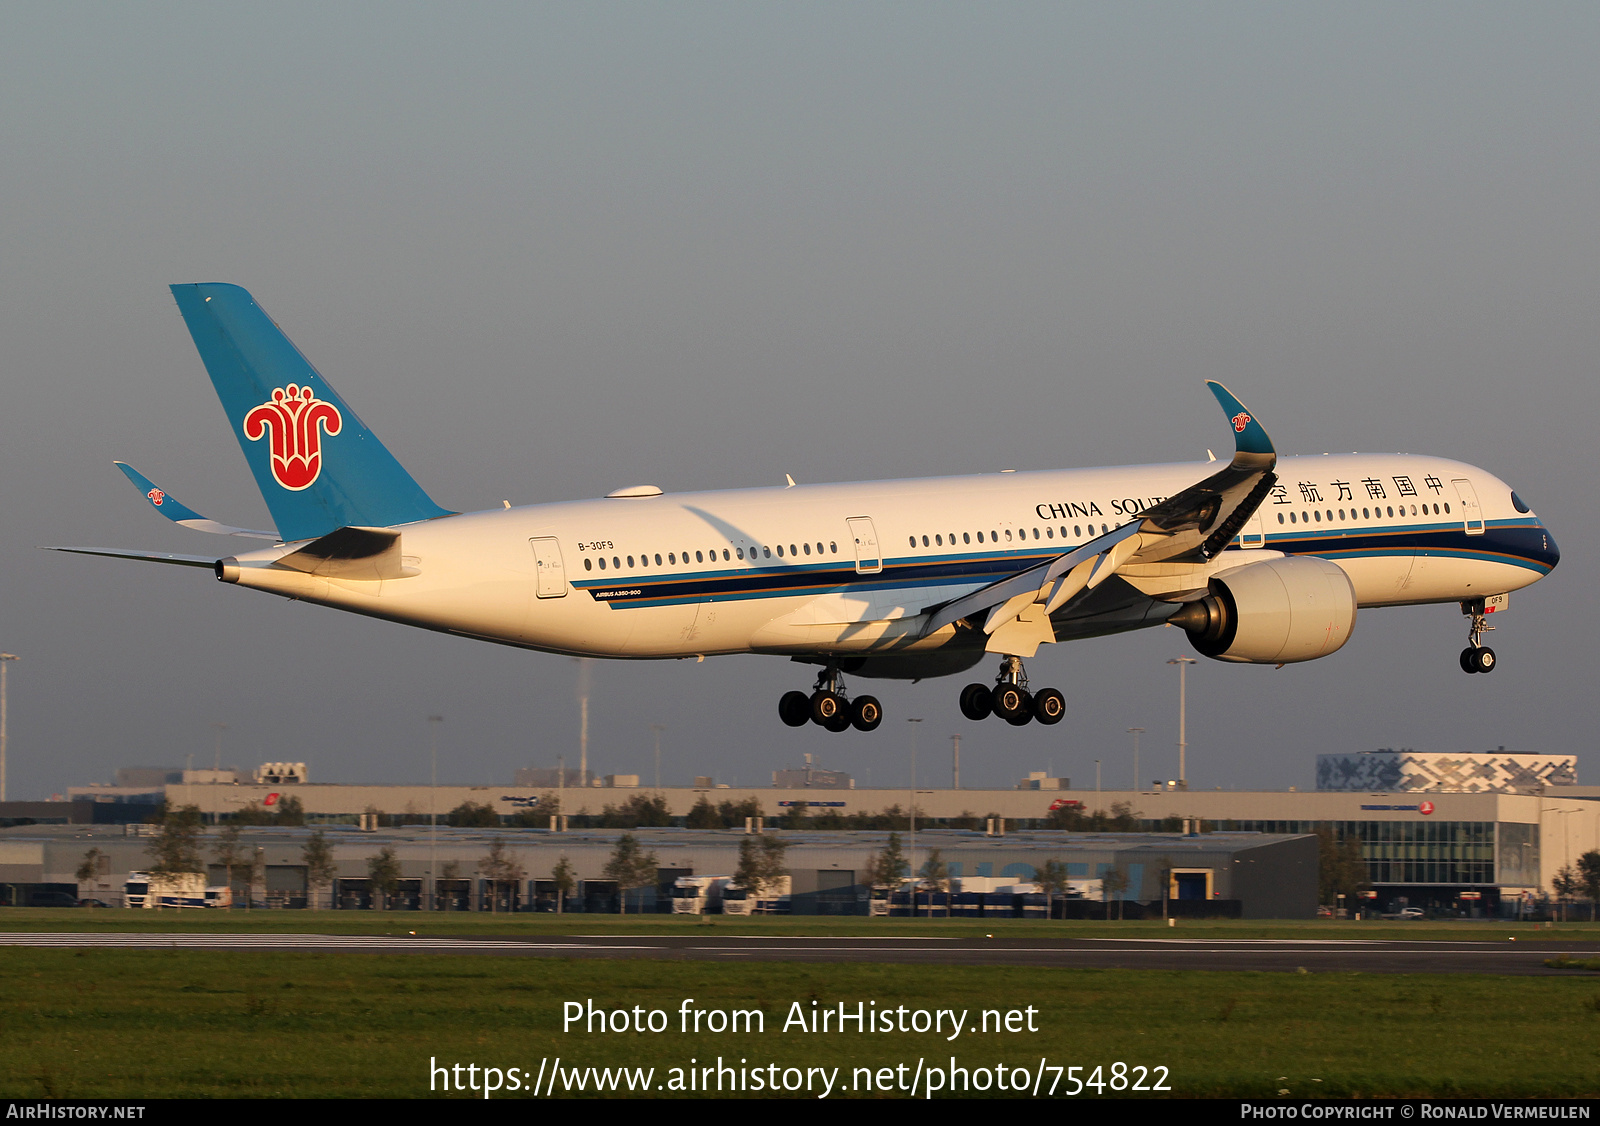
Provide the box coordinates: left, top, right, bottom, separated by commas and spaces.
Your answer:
671, 875, 732, 915
123, 871, 210, 908
722, 875, 791, 916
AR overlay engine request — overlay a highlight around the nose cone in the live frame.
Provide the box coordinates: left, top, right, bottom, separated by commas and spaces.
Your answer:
1539, 522, 1560, 573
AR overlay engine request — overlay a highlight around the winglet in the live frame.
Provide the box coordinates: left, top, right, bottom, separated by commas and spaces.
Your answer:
114, 462, 278, 540
1206, 382, 1274, 460
116, 462, 207, 524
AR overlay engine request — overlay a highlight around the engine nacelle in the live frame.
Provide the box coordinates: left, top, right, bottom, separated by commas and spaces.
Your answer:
1169, 555, 1356, 664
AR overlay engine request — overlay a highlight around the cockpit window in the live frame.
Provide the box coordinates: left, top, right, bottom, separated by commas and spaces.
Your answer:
1510, 491, 1530, 514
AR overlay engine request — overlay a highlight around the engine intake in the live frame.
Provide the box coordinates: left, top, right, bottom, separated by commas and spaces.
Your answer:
1169, 555, 1356, 664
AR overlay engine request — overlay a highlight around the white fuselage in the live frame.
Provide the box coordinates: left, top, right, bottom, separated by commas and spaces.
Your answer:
216, 453, 1557, 674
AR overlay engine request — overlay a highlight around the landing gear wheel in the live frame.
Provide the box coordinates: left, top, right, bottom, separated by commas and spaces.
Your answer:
823, 708, 852, 733
993, 684, 1030, 722
1460, 647, 1477, 674
1005, 705, 1034, 727
779, 690, 812, 727
810, 690, 845, 726
959, 683, 993, 721
851, 695, 883, 732
1032, 688, 1066, 725
1471, 646, 1496, 674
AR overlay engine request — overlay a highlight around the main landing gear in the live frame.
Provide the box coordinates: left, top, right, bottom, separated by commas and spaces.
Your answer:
1459, 599, 1497, 674
778, 667, 883, 732
957, 655, 1066, 727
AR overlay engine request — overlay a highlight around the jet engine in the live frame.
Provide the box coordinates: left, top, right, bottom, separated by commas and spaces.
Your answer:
1168, 555, 1356, 664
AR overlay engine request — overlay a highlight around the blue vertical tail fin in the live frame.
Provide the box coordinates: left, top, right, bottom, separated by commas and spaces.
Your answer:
170, 283, 452, 542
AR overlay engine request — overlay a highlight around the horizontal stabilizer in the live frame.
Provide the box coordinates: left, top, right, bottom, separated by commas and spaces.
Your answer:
272, 526, 411, 580
115, 463, 278, 540
48, 547, 219, 569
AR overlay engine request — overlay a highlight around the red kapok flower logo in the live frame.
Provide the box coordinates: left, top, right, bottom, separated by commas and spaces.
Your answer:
146, 488, 166, 507
243, 384, 342, 491
1232, 412, 1251, 433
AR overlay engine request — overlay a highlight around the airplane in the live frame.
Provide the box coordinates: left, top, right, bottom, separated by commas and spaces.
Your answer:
55, 283, 1560, 732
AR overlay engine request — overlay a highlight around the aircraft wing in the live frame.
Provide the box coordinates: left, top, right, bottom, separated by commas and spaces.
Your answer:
115, 463, 279, 540
923, 382, 1277, 641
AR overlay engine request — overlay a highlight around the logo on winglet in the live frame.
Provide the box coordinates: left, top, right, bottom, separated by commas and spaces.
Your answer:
146, 489, 165, 507
243, 384, 342, 491
1232, 412, 1251, 433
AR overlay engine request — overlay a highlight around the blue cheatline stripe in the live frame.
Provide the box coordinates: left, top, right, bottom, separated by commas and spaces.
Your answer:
571, 521, 1553, 609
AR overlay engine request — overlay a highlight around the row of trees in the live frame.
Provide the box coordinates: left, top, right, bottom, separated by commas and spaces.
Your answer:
1550, 851, 1600, 920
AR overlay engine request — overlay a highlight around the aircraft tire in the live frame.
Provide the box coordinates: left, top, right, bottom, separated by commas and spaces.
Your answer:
1005, 703, 1034, 726
1472, 646, 1497, 674
993, 684, 1030, 721
779, 690, 812, 727
1460, 647, 1477, 674
1032, 688, 1066, 725
823, 708, 853, 733
959, 683, 993, 721
810, 690, 845, 726
851, 695, 883, 732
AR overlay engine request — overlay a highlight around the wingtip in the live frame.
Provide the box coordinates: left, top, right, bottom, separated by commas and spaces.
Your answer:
1206, 381, 1274, 459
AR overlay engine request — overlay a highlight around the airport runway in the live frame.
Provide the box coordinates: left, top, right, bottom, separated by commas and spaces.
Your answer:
2, 932, 1597, 974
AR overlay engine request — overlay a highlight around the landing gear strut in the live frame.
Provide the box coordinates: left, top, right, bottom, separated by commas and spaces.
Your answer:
778, 667, 882, 732
1458, 599, 1497, 674
958, 656, 1065, 726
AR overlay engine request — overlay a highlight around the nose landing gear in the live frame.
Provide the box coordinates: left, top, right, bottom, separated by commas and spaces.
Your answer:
778, 667, 882, 732
1459, 598, 1498, 674
958, 656, 1066, 726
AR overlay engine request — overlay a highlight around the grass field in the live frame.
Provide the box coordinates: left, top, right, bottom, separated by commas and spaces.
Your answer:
4, 907, 1600, 942
2, 944, 1599, 1098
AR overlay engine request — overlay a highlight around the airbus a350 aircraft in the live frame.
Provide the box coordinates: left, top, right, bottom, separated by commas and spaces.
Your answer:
58, 284, 1559, 732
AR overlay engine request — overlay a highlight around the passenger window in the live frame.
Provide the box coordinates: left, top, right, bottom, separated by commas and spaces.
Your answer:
736, 547, 744, 560
695, 551, 703, 563
1045, 528, 1053, 539
764, 547, 772, 558
963, 532, 971, 544
790, 544, 798, 557
1313, 511, 1321, 523
991, 530, 998, 541
584, 558, 593, 571
921, 535, 929, 547
776, 545, 784, 557
1289, 512, 1297, 524
1444, 504, 1450, 514
935, 534, 943, 546
1005, 529, 1013, 541
654, 554, 662, 566
613, 557, 620, 569
668, 553, 676, 564
803, 543, 811, 555
627, 555, 634, 567
830, 543, 837, 553
1387, 507, 1394, 517
1278, 513, 1285, 524
722, 549, 729, 561
909, 536, 916, 548
598, 557, 607, 570
976, 532, 984, 543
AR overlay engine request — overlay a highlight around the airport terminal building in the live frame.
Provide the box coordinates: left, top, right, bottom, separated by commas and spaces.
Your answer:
20, 748, 1593, 915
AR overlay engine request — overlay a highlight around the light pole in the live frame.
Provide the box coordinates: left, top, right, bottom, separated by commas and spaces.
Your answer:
907, 718, 922, 916
1167, 657, 1196, 789
1127, 727, 1144, 792
650, 724, 666, 790
1095, 759, 1101, 794
0, 654, 17, 803
428, 715, 443, 910
951, 734, 960, 790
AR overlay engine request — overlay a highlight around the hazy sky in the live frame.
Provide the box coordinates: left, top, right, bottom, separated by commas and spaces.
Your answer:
2, 4, 1596, 801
